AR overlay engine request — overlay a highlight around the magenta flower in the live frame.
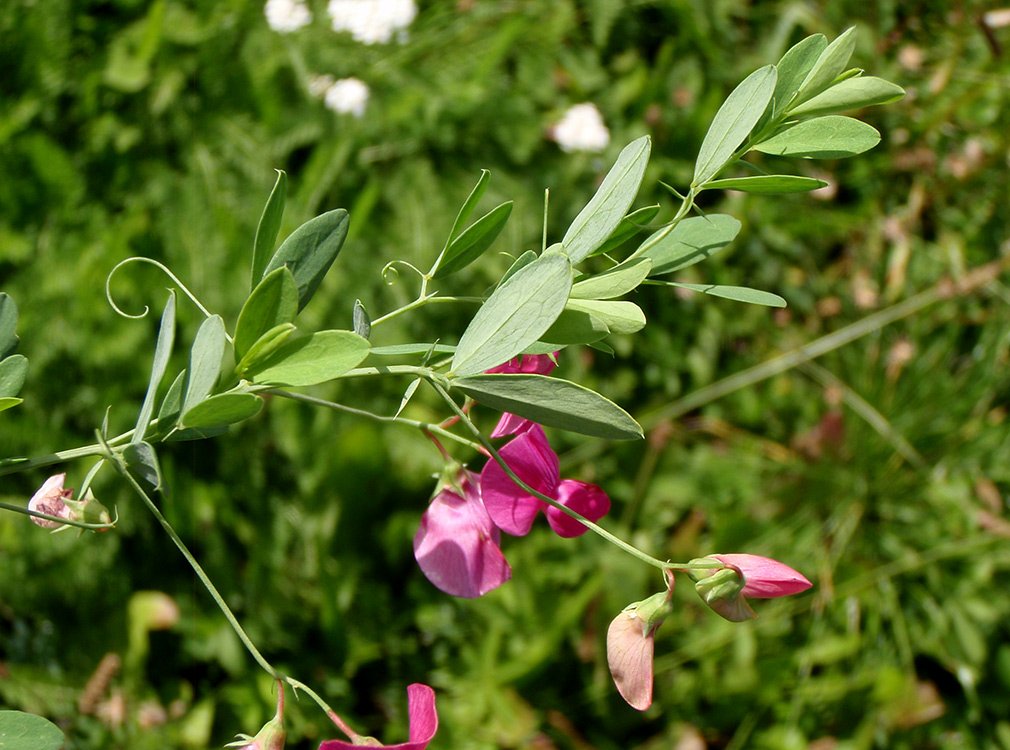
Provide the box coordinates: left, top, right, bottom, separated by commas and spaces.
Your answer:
480, 425, 610, 537
28, 473, 73, 528
319, 684, 438, 750
485, 353, 557, 438
689, 553, 812, 621
413, 471, 511, 598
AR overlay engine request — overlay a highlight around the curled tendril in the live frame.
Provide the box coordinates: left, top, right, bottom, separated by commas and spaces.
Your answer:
380, 260, 424, 287
105, 257, 214, 321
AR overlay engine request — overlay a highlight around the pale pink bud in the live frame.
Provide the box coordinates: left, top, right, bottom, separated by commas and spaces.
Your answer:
28, 473, 73, 528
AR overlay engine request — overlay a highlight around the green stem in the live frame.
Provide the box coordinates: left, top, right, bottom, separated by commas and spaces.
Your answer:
268, 389, 483, 453
286, 678, 361, 743
0, 500, 116, 530
370, 294, 483, 329
427, 379, 672, 571
110, 452, 282, 681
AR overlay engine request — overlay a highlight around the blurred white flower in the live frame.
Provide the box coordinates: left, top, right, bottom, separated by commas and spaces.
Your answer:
327, 0, 417, 44
323, 77, 370, 117
264, 0, 312, 32
308, 74, 336, 98
553, 103, 610, 153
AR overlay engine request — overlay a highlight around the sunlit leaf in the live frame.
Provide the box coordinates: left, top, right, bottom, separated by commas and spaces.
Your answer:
793, 27, 857, 106
181, 392, 264, 429
772, 34, 827, 113
753, 116, 880, 158
251, 170, 287, 288
181, 315, 225, 415
235, 323, 296, 376
789, 76, 905, 117
0, 710, 64, 750
540, 309, 610, 346
703, 175, 828, 193
246, 330, 370, 387
693, 66, 777, 186
0, 397, 23, 414
566, 299, 646, 334
671, 282, 786, 307
263, 208, 349, 311
434, 201, 513, 278
451, 253, 572, 376
453, 374, 643, 440
446, 169, 490, 245
638, 214, 741, 275
571, 258, 652, 299
562, 136, 651, 263
234, 267, 298, 360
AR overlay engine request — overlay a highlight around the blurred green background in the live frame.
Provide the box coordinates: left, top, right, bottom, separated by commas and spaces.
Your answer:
2, 1, 1010, 748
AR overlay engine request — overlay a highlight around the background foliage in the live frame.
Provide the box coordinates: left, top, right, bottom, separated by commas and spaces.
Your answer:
2, 1, 1010, 748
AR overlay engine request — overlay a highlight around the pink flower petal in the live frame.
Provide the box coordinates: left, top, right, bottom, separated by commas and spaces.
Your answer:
28, 473, 72, 529
485, 353, 558, 375
545, 479, 611, 538
319, 684, 438, 750
489, 412, 534, 439
714, 554, 813, 598
480, 425, 559, 536
413, 477, 511, 598
606, 611, 654, 711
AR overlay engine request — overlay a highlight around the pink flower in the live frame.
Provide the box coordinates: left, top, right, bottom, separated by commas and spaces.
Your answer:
485, 354, 557, 438
413, 471, 511, 598
480, 425, 610, 538
28, 473, 73, 528
606, 580, 674, 711
689, 554, 812, 621
319, 684, 438, 750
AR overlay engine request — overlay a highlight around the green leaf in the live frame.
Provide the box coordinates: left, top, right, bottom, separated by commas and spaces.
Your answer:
788, 76, 905, 117
703, 175, 829, 194
165, 425, 229, 442
562, 135, 651, 263
793, 27, 857, 107
234, 267, 298, 360
181, 315, 226, 415
0, 397, 23, 414
565, 299, 646, 334
638, 214, 741, 275
693, 66, 777, 186
235, 323, 296, 376
263, 208, 349, 311
352, 299, 371, 339
156, 370, 186, 425
540, 309, 609, 346
772, 34, 827, 113
571, 258, 652, 299
434, 201, 513, 279
395, 378, 421, 418
0, 710, 65, 750
132, 291, 175, 444
590, 204, 661, 257
0, 355, 28, 398
369, 343, 456, 357
451, 253, 572, 377
452, 374, 642, 440
246, 330, 370, 387
251, 170, 287, 289
0, 293, 19, 359
753, 116, 880, 159
181, 392, 263, 429
446, 169, 490, 245
496, 250, 538, 289
123, 441, 162, 492
671, 282, 786, 307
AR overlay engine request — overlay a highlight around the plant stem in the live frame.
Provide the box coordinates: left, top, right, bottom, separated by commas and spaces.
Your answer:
286, 678, 361, 743
427, 379, 672, 571
0, 500, 115, 530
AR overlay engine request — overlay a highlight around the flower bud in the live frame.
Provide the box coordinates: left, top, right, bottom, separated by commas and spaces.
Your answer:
227, 714, 285, 750
688, 554, 812, 622
606, 580, 675, 711
691, 567, 755, 622
64, 489, 113, 527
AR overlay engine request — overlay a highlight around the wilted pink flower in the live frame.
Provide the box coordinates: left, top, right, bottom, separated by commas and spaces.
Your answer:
486, 353, 558, 438
606, 581, 674, 711
689, 554, 812, 621
28, 473, 73, 528
413, 471, 511, 598
480, 425, 610, 537
319, 683, 438, 750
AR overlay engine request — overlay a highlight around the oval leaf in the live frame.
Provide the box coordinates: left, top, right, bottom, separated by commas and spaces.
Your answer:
753, 116, 880, 159
773, 34, 827, 112
0, 710, 65, 750
0, 354, 28, 398
562, 135, 651, 263
638, 214, 741, 275
0, 293, 19, 359
566, 299, 646, 334
181, 392, 264, 429
133, 291, 175, 443
788, 76, 905, 118
693, 66, 777, 186
236, 323, 296, 376
246, 330, 370, 387
671, 282, 786, 307
451, 253, 572, 377
434, 201, 513, 279
453, 374, 642, 440
251, 170, 287, 288
703, 175, 829, 194
793, 27, 857, 107
540, 308, 610, 346
263, 208, 349, 311
181, 315, 226, 415
235, 266, 298, 360
572, 258, 652, 300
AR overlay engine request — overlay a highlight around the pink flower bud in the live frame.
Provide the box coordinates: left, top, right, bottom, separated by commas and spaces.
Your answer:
712, 554, 813, 598
28, 473, 73, 528
688, 554, 812, 622
606, 584, 673, 711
